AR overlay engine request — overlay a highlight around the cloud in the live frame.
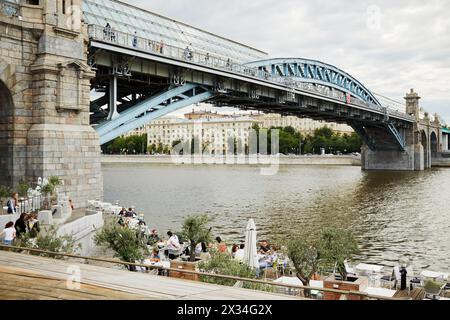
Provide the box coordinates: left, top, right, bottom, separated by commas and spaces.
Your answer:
124, 0, 450, 123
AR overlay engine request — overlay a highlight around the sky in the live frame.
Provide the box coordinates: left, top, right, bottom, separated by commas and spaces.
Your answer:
123, 0, 450, 124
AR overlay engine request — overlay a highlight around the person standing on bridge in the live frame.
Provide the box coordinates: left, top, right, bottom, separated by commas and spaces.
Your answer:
132, 31, 138, 48
184, 46, 190, 60
104, 23, 111, 40
159, 39, 164, 54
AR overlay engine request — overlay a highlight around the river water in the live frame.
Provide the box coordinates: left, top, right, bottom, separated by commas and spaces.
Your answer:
103, 163, 450, 272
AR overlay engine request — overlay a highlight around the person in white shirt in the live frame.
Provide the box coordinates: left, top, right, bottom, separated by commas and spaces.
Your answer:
235, 244, 245, 262
166, 231, 181, 260
0, 222, 16, 246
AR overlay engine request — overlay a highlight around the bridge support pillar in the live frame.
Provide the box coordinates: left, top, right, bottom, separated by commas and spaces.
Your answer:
0, 1, 103, 207
361, 145, 417, 171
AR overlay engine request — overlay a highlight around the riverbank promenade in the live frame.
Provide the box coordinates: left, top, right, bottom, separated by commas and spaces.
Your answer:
0, 251, 300, 300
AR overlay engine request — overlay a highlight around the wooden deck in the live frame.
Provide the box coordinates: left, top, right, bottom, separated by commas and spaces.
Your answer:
0, 251, 301, 300
0, 266, 148, 300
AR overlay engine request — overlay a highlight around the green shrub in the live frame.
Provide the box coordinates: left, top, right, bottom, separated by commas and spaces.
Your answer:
14, 226, 81, 259
198, 250, 272, 292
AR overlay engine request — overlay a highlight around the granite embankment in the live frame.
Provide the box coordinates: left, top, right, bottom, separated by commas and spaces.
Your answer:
101, 155, 362, 166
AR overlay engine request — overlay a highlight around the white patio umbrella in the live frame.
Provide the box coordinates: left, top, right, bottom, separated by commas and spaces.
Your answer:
243, 219, 260, 270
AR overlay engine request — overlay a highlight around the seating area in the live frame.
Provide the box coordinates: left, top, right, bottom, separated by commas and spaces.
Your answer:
270, 260, 450, 300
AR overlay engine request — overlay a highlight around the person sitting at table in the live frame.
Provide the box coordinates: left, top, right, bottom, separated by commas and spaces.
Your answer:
148, 229, 161, 245
259, 240, 272, 254
150, 248, 161, 263
215, 237, 228, 254
231, 244, 239, 258
234, 244, 245, 262
118, 207, 127, 217
126, 207, 138, 218
259, 250, 278, 269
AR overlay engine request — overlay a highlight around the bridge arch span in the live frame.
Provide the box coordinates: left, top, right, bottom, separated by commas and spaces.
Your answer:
245, 58, 381, 106
0, 79, 14, 186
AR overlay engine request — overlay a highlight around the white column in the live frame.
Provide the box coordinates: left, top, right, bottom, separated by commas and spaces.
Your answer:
107, 74, 119, 120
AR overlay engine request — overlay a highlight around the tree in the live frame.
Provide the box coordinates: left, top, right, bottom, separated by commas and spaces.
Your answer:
180, 214, 213, 262
94, 221, 149, 271
18, 181, 31, 197
286, 228, 359, 296
286, 230, 323, 289
0, 185, 12, 207
320, 228, 359, 281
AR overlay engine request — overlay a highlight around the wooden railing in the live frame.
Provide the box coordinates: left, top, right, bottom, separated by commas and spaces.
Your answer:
0, 244, 402, 300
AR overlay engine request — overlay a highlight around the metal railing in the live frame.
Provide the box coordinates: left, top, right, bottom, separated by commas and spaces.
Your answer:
87, 24, 414, 122
1, 195, 44, 216
0, 244, 402, 300
16, 194, 44, 215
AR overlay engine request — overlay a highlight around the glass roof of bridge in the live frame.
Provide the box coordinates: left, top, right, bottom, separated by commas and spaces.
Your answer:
83, 0, 268, 63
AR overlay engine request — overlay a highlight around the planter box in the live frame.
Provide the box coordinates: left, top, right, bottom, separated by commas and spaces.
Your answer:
323, 275, 369, 300
169, 260, 199, 282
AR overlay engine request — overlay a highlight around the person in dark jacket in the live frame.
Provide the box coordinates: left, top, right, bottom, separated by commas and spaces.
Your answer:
6, 192, 18, 214
14, 213, 28, 238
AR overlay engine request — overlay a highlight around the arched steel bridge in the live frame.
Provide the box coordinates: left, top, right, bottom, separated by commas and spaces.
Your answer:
245, 58, 381, 106
84, 0, 414, 152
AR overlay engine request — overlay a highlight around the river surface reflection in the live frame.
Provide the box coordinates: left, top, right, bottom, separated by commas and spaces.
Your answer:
103, 163, 450, 271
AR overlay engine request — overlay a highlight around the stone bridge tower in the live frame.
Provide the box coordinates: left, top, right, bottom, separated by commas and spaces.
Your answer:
0, 0, 102, 207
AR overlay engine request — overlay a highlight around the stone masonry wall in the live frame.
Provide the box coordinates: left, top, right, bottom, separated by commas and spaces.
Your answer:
0, 1, 103, 207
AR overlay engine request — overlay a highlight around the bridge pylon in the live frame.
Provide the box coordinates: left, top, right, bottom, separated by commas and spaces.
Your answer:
0, 0, 102, 207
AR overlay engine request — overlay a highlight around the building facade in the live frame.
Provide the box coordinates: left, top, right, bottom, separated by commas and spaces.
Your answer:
142, 111, 354, 154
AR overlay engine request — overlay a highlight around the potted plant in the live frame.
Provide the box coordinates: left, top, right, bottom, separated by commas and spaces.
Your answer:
41, 176, 62, 209
170, 214, 212, 281
320, 228, 363, 300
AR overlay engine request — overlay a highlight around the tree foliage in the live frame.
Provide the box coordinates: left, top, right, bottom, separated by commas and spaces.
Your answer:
303, 128, 362, 155
0, 185, 12, 207
198, 250, 272, 292
94, 221, 149, 269
286, 228, 359, 287
102, 134, 148, 155
319, 228, 359, 281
